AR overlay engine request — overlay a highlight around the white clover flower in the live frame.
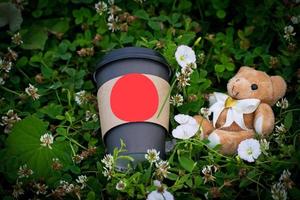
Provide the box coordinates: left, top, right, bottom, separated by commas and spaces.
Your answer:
101, 154, 114, 169
201, 165, 218, 184
12, 181, 24, 198
279, 170, 291, 183
75, 90, 88, 105
107, 15, 120, 32
155, 160, 170, 179
116, 180, 126, 190
76, 175, 88, 189
237, 139, 261, 162
170, 94, 184, 107
145, 149, 160, 164
18, 164, 33, 178
260, 139, 270, 156
200, 107, 212, 119
276, 98, 289, 109
175, 45, 196, 69
172, 114, 199, 139
147, 189, 174, 200
59, 180, 74, 193
0, 59, 12, 73
11, 32, 23, 45
40, 133, 54, 149
25, 84, 40, 100
291, 15, 300, 24
176, 71, 190, 89
275, 123, 287, 134
271, 182, 287, 200
102, 168, 113, 180
95, 1, 108, 15
0, 77, 5, 85
34, 183, 48, 195
283, 25, 296, 41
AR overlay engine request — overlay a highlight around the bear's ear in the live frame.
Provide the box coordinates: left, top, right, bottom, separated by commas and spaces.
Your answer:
270, 76, 287, 105
237, 66, 254, 74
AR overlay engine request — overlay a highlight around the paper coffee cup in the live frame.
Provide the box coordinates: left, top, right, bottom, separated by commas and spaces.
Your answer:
93, 47, 171, 169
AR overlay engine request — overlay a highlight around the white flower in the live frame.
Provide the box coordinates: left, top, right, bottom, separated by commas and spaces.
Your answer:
271, 182, 287, 200
201, 165, 218, 184
12, 181, 24, 198
279, 170, 291, 183
175, 45, 196, 69
275, 123, 287, 134
172, 114, 199, 139
40, 133, 54, 149
238, 139, 261, 162
75, 90, 88, 105
170, 94, 184, 107
18, 164, 33, 178
60, 180, 74, 193
200, 107, 212, 119
174, 114, 197, 125
153, 180, 162, 187
116, 180, 126, 190
291, 15, 300, 24
25, 84, 40, 100
147, 190, 174, 200
101, 154, 114, 169
76, 175, 88, 189
155, 160, 170, 179
0, 77, 5, 85
0, 59, 12, 73
209, 92, 260, 130
102, 168, 113, 180
11, 32, 23, 45
145, 149, 160, 164
34, 183, 48, 195
283, 25, 296, 41
95, 1, 108, 15
176, 72, 190, 88
260, 139, 270, 156
276, 98, 289, 109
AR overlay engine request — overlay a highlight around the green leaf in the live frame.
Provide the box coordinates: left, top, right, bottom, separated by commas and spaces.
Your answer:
148, 20, 161, 31
86, 191, 96, 200
39, 103, 64, 119
215, 64, 225, 73
43, 18, 70, 34
15, 56, 28, 68
0, 2, 23, 31
134, 9, 149, 20
284, 112, 293, 130
4, 116, 72, 179
216, 10, 226, 19
178, 154, 196, 173
21, 26, 48, 50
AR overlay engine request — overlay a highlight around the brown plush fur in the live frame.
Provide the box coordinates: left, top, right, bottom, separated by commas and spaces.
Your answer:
195, 66, 287, 154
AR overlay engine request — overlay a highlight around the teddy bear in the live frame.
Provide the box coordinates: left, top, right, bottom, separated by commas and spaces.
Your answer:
194, 66, 287, 154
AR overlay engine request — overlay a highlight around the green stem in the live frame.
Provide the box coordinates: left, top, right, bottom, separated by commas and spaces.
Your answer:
1, 86, 21, 96
16, 68, 31, 82
157, 79, 177, 118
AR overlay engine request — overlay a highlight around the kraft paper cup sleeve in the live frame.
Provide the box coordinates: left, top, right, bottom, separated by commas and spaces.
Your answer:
97, 74, 170, 139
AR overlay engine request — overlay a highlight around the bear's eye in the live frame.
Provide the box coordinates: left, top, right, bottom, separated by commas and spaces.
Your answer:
251, 84, 258, 90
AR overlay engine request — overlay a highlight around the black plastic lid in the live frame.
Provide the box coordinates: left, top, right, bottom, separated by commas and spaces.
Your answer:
96, 47, 169, 69
93, 47, 171, 83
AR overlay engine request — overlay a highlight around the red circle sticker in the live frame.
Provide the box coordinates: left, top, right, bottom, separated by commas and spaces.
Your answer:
110, 73, 159, 122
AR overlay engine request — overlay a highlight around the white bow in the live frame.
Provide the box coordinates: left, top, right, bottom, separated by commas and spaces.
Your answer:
209, 92, 260, 130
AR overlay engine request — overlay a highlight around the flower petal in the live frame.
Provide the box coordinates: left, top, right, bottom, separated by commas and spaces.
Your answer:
234, 99, 260, 114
